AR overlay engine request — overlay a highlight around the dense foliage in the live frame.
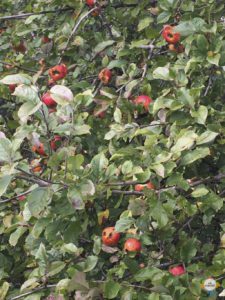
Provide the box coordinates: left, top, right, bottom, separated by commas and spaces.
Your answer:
1, 0, 225, 299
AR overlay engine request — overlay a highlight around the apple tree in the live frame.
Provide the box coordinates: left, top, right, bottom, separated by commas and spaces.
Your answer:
1, 0, 225, 299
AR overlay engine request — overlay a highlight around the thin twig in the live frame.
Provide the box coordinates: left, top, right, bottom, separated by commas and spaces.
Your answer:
0, 60, 37, 73
10, 284, 57, 300
0, 8, 73, 21
0, 189, 32, 204
58, 7, 97, 64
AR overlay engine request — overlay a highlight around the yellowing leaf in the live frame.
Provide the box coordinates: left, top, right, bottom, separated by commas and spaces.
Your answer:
98, 209, 109, 225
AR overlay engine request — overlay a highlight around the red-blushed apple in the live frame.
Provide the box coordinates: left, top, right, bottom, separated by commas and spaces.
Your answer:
18, 195, 26, 201
135, 181, 155, 192
102, 227, 120, 246
86, 0, 96, 6
98, 68, 112, 84
41, 92, 57, 108
134, 95, 153, 111
9, 84, 17, 93
124, 238, 141, 252
169, 265, 186, 276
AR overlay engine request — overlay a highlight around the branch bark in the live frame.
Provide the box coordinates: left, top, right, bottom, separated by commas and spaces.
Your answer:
10, 284, 57, 300
0, 8, 73, 21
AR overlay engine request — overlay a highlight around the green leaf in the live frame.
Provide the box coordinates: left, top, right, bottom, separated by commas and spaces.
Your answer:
191, 105, 208, 124
94, 40, 115, 53
18, 101, 42, 123
73, 124, 91, 136
0, 138, 13, 163
67, 188, 84, 210
0, 282, 10, 299
191, 185, 209, 198
150, 199, 168, 228
28, 188, 52, 218
104, 281, 120, 299
180, 238, 197, 262
13, 85, 39, 102
196, 131, 218, 145
175, 18, 206, 36
180, 147, 210, 166
9, 226, 27, 246
0, 175, 12, 196
62, 243, 79, 254
171, 131, 197, 153
21, 278, 38, 291
76, 256, 98, 272
0, 74, 32, 85
114, 107, 122, 123
121, 160, 133, 175
130, 39, 149, 49
207, 53, 221, 66
157, 11, 171, 24
115, 217, 134, 232
134, 267, 163, 282
47, 261, 66, 277
153, 67, 172, 81
177, 88, 195, 109
138, 17, 153, 31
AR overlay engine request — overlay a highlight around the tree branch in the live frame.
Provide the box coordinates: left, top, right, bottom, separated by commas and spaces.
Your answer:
10, 284, 57, 300
0, 8, 73, 21
108, 173, 225, 193
0, 189, 32, 204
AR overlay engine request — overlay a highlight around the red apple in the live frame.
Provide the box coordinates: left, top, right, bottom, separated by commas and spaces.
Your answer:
124, 238, 141, 252
102, 227, 120, 246
86, 0, 96, 6
9, 84, 17, 93
41, 92, 57, 108
162, 25, 180, 44
50, 135, 62, 151
48, 64, 67, 81
98, 68, 112, 84
18, 195, 26, 201
134, 95, 152, 111
169, 265, 186, 276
